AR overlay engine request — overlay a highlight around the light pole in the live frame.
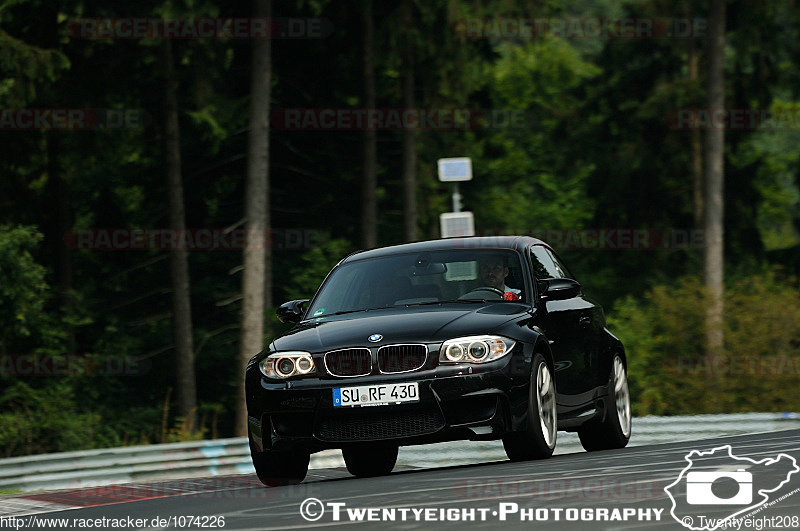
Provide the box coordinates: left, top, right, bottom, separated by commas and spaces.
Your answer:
437, 157, 474, 238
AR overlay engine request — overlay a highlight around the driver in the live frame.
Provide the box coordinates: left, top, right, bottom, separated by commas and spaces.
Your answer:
478, 255, 521, 298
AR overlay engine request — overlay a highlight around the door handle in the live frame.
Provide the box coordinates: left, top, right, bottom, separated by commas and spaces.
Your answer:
579, 316, 591, 327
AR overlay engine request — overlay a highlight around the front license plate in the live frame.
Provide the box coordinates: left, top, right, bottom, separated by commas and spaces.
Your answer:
333, 382, 419, 407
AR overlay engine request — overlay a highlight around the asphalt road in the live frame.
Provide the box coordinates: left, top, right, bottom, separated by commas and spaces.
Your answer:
4, 429, 799, 530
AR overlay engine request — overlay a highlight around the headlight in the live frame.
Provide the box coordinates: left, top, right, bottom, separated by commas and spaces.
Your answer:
439, 336, 515, 364
259, 352, 316, 379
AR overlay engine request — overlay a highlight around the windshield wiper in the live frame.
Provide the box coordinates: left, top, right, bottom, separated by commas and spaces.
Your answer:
326, 309, 371, 316
326, 307, 386, 316
397, 300, 497, 306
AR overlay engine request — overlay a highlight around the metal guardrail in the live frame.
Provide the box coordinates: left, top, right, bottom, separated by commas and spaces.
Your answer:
1, 412, 798, 493
0, 438, 254, 493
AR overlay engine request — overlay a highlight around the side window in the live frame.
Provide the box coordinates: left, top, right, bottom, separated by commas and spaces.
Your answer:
546, 248, 574, 280
530, 246, 561, 279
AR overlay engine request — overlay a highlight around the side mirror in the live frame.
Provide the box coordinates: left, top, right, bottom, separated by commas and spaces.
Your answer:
540, 278, 581, 301
276, 299, 309, 324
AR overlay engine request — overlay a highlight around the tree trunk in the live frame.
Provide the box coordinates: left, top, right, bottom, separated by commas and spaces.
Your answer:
361, 0, 377, 249
236, 0, 272, 437
688, 39, 703, 229
401, 3, 417, 243
703, 0, 725, 362
163, 39, 197, 430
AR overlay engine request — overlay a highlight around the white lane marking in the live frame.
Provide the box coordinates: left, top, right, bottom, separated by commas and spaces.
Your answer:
0, 498, 75, 517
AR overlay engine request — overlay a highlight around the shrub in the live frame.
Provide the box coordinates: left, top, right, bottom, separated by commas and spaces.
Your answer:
607, 270, 800, 415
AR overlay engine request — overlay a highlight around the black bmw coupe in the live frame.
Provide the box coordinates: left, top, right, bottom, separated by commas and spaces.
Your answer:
245, 236, 631, 485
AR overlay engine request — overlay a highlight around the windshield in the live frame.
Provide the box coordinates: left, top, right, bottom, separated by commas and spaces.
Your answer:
307, 249, 525, 318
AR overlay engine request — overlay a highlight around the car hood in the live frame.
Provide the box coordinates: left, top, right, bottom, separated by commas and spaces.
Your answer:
271, 303, 529, 353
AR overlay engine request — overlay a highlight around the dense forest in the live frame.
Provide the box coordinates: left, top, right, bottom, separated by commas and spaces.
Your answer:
1, 0, 799, 457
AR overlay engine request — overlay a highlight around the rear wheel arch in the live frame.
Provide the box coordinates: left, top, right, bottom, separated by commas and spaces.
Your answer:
603, 328, 626, 359
533, 337, 555, 376
577, 351, 631, 452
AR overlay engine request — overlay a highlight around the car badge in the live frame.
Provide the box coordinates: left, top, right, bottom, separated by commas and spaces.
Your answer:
368, 334, 383, 343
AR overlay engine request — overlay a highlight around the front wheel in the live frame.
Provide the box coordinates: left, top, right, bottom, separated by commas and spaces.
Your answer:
249, 436, 309, 486
342, 443, 398, 478
578, 355, 631, 451
502, 353, 557, 461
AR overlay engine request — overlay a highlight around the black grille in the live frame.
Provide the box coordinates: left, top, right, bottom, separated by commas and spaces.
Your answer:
324, 348, 372, 377
378, 344, 427, 373
318, 409, 445, 442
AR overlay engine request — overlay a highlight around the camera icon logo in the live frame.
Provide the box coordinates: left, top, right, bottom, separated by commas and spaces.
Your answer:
686, 469, 752, 505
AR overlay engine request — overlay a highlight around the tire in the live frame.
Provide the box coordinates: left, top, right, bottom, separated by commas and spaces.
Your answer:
578, 354, 631, 451
502, 353, 557, 461
249, 436, 309, 486
342, 443, 398, 478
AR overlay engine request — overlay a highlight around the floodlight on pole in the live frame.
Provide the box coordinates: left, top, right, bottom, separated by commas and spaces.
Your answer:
438, 157, 475, 237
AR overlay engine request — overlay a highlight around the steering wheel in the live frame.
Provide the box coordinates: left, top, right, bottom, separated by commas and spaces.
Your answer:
470, 286, 504, 296
459, 286, 505, 300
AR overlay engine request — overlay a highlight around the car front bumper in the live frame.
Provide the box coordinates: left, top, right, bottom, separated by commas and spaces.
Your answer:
246, 351, 532, 453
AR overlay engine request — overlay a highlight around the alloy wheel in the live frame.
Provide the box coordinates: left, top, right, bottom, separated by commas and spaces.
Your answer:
536, 361, 557, 448
613, 356, 631, 438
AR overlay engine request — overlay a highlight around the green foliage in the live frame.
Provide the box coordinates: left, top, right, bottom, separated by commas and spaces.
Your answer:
283, 237, 355, 302
0, 227, 104, 456
0, 28, 69, 106
0, 381, 108, 457
730, 100, 800, 250
608, 277, 706, 415
0, 226, 48, 347
468, 39, 600, 231
608, 270, 800, 416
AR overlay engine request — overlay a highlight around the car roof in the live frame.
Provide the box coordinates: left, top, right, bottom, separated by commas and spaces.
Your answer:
341, 236, 548, 263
